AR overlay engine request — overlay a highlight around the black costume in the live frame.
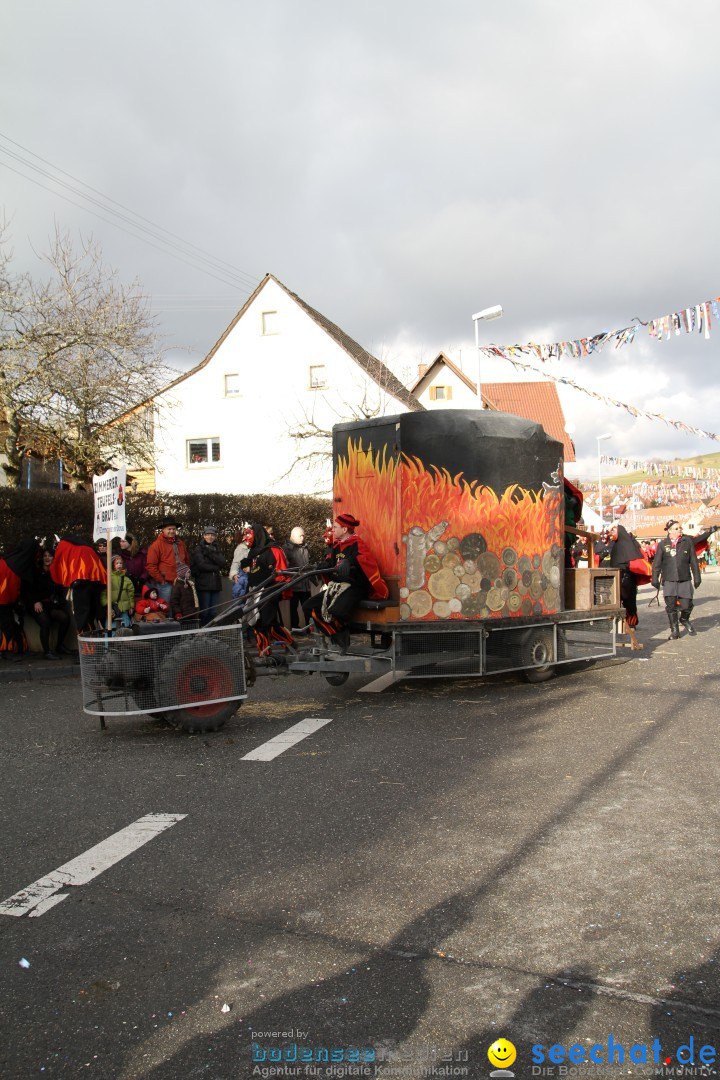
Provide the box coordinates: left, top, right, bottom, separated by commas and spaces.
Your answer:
652, 534, 701, 637
23, 557, 71, 657
609, 525, 643, 628
240, 524, 293, 651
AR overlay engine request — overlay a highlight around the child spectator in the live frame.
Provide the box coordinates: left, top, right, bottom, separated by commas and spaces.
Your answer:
135, 584, 170, 622
170, 564, 200, 627
101, 554, 136, 628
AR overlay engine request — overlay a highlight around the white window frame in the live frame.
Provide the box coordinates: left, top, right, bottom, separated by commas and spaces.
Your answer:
187, 437, 221, 467
309, 364, 327, 389
224, 373, 241, 397
261, 310, 279, 335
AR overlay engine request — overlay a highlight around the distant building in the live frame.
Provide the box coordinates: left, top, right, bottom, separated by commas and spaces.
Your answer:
410, 352, 575, 461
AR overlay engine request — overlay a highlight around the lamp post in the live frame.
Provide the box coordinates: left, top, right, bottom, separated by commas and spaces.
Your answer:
596, 432, 612, 526
472, 305, 503, 401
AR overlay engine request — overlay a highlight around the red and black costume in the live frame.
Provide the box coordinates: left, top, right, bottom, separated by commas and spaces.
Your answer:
0, 539, 39, 656
609, 525, 645, 628
303, 515, 388, 647
50, 536, 107, 634
240, 524, 293, 652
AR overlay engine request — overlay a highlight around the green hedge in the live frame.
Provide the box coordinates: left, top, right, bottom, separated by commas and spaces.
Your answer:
0, 488, 333, 561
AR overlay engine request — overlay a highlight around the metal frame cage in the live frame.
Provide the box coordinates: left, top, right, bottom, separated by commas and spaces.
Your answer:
78, 624, 247, 731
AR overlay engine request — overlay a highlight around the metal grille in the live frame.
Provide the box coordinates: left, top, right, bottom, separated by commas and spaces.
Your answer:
78, 624, 246, 716
557, 616, 615, 661
485, 624, 556, 674
394, 630, 484, 678
593, 575, 616, 606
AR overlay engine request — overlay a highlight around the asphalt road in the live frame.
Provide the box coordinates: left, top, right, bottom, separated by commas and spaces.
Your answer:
1, 578, 719, 1080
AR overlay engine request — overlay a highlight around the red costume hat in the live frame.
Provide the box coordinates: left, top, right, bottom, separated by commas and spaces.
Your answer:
335, 513, 360, 530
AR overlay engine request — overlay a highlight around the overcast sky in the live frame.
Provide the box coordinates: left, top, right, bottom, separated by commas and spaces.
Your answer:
3, 0, 719, 477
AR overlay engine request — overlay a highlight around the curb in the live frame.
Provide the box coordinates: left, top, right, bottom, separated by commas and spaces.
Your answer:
0, 662, 81, 684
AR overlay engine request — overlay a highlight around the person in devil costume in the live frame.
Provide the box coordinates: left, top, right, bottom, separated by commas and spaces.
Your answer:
608, 522, 645, 630
50, 535, 107, 634
652, 519, 701, 639
302, 513, 388, 654
0, 538, 39, 660
240, 523, 293, 653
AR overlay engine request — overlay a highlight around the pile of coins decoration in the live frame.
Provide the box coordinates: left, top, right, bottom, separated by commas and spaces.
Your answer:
399, 525, 562, 621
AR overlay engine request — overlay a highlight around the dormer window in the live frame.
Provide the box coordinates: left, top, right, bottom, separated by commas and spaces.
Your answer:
429, 385, 452, 401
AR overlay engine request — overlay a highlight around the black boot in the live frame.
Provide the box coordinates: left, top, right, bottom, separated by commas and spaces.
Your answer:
680, 612, 696, 636
667, 611, 680, 639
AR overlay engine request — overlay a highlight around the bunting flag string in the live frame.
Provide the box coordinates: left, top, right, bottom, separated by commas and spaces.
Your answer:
497, 352, 720, 443
600, 455, 720, 479
481, 293, 720, 363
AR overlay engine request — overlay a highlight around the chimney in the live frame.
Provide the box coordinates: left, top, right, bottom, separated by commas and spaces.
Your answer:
417, 363, 428, 378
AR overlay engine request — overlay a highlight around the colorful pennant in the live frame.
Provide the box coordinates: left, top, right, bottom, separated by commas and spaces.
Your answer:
497, 353, 720, 443
481, 294, 720, 363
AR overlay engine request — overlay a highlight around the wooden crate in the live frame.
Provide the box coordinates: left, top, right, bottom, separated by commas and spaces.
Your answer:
564, 568, 620, 610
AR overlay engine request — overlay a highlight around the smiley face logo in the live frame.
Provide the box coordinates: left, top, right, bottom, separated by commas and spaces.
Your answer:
488, 1039, 516, 1069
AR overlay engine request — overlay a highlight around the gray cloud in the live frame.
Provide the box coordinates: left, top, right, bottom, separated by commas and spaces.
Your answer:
3, 0, 719, 472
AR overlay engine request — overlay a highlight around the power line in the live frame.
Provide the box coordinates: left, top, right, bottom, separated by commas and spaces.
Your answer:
0, 131, 261, 291
0, 157, 252, 293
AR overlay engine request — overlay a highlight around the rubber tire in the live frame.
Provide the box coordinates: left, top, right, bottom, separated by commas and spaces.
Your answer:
324, 671, 349, 686
521, 629, 556, 684
157, 638, 242, 733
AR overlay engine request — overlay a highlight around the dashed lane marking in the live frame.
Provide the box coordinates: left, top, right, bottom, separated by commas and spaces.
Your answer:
241, 717, 333, 761
0, 813, 187, 918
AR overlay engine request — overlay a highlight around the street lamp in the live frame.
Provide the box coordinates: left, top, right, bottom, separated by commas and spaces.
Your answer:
596, 432, 612, 526
472, 305, 503, 401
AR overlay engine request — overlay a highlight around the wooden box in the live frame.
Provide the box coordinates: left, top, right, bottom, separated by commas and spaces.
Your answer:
564, 568, 620, 611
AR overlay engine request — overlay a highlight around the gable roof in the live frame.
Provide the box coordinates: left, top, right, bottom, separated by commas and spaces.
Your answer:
410, 353, 575, 460
134, 273, 423, 414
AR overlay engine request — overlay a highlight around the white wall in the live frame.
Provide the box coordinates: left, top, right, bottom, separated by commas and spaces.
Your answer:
414, 370, 480, 410
152, 279, 405, 496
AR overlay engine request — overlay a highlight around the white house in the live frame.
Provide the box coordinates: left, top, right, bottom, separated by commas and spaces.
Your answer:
135, 274, 423, 495
410, 352, 576, 461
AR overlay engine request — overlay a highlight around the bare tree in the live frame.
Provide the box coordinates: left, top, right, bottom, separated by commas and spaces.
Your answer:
0, 226, 172, 487
282, 365, 409, 490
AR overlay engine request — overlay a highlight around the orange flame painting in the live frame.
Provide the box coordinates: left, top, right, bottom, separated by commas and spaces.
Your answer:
335, 437, 564, 622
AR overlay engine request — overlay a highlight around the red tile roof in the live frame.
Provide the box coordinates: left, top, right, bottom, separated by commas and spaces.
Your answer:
482, 382, 575, 461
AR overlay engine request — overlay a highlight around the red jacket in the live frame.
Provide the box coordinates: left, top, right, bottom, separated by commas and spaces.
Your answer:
145, 534, 189, 585
135, 586, 170, 619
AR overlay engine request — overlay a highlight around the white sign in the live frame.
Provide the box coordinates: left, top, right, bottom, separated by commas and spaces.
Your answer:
92, 466, 127, 541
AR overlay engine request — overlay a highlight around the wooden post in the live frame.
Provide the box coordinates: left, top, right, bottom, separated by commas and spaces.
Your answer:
106, 529, 113, 633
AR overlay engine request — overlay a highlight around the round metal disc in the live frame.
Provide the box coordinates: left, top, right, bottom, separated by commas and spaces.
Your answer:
507, 592, 522, 612
459, 533, 487, 560
502, 546, 517, 566
477, 552, 501, 579
407, 590, 433, 617
517, 555, 532, 574
427, 568, 458, 601
487, 587, 505, 611
424, 553, 441, 573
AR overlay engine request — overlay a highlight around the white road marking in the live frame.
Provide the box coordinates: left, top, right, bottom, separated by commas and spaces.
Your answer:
241, 717, 333, 761
0, 813, 187, 918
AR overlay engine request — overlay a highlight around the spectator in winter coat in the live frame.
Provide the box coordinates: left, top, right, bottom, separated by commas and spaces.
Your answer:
135, 585, 170, 621
229, 525, 252, 582
282, 526, 312, 628
118, 534, 147, 593
101, 555, 136, 628
23, 548, 71, 659
190, 526, 225, 626
145, 518, 189, 604
170, 564, 200, 627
